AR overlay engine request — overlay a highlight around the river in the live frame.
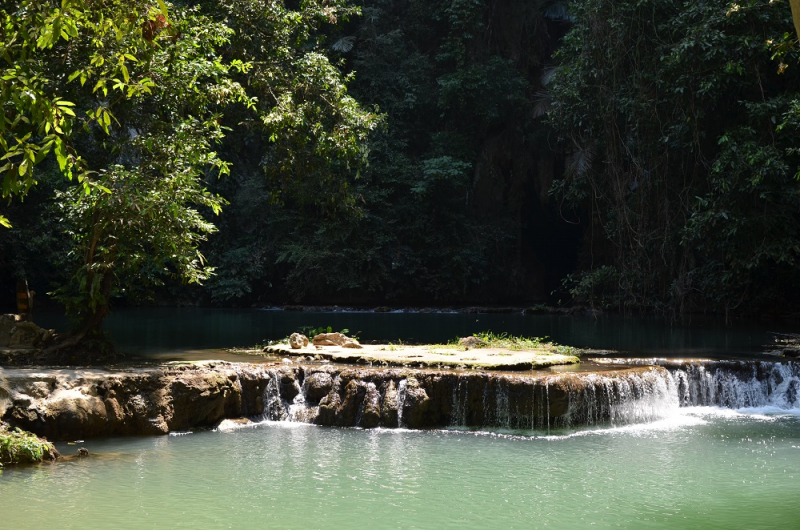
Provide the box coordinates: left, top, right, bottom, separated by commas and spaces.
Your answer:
1, 407, 798, 528
35, 307, 788, 361
3, 309, 798, 528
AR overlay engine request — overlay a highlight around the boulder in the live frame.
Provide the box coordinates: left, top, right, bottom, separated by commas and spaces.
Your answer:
312, 332, 362, 349
288, 333, 309, 349
459, 336, 486, 349
304, 372, 333, 403
1, 316, 55, 349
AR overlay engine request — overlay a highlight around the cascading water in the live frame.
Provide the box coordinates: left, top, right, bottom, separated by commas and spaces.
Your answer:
396, 379, 408, 427
666, 360, 800, 410
251, 360, 798, 431
559, 369, 678, 427
449, 376, 469, 426
262, 371, 284, 421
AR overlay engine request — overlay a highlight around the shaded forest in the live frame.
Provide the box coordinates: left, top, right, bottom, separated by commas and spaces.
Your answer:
2, 0, 799, 322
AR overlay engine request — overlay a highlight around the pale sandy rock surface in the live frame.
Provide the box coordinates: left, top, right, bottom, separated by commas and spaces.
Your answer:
264, 343, 579, 370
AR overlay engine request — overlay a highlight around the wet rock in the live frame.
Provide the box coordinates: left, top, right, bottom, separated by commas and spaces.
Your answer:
401, 377, 431, 428
3, 364, 247, 440
304, 372, 334, 404
278, 370, 300, 402
216, 418, 254, 431
289, 333, 309, 349
1, 362, 687, 438
381, 380, 400, 427
316, 392, 341, 426
78, 447, 89, 457
337, 379, 366, 426
360, 383, 381, 428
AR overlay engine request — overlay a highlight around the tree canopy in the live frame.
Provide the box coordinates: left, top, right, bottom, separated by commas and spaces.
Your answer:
1, 0, 378, 343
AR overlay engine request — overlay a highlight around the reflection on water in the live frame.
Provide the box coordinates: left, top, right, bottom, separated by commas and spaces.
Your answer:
1, 410, 799, 529
35, 307, 788, 362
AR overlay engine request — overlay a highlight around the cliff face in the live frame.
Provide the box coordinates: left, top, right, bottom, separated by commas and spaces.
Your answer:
0, 362, 675, 440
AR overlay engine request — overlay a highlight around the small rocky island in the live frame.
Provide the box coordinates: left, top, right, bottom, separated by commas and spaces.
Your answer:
260, 331, 580, 370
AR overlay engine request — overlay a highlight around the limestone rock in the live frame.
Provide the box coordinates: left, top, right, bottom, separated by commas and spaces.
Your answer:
313, 332, 362, 349
459, 336, 486, 349
316, 391, 341, 426
337, 379, 366, 426
1, 316, 54, 349
380, 380, 400, 427
215, 418, 255, 431
360, 383, 382, 428
401, 377, 431, 428
278, 370, 300, 401
288, 333, 309, 349
304, 372, 333, 403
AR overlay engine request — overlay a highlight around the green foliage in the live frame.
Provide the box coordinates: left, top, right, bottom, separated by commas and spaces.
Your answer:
548, 0, 800, 316
2, 0, 378, 336
458, 331, 575, 354
0, 426, 56, 464
0, 0, 171, 228
206, 0, 564, 305
560, 265, 620, 309
298, 325, 351, 338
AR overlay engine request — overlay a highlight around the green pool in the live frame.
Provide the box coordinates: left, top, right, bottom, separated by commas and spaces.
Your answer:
2, 406, 798, 529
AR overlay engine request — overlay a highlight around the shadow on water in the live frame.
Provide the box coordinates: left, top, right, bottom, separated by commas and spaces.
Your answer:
34, 307, 792, 363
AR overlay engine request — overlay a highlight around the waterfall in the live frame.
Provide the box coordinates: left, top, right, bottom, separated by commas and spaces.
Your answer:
449, 376, 469, 426
396, 379, 408, 427
262, 371, 284, 421
250, 361, 799, 431
558, 369, 678, 427
666, 361, 800, 410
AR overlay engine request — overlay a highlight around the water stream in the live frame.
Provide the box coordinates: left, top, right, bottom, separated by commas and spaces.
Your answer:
34, 307, 788, 360
4, 311, 799, 527
1, 406, 798, 528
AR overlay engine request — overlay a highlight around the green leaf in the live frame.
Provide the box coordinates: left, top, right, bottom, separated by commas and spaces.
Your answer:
157, 0, 169, 18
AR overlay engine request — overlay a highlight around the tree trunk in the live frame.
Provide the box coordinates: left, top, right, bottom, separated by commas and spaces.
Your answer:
792, 0, 800, 41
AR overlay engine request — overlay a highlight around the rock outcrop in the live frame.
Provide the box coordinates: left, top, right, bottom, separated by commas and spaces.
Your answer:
0, 315, 56, 365
0, 361, 712, 440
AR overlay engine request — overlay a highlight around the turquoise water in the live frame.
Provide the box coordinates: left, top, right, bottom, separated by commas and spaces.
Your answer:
2, 408, 799, 529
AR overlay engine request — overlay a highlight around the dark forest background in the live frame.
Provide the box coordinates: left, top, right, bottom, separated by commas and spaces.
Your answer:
2, 0, 799, 320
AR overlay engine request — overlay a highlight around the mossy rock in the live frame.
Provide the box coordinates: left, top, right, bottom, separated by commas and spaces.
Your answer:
0, 424, 60, 465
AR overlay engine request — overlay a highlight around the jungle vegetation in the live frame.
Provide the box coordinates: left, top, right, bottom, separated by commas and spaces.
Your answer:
1, 0, 799, 337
